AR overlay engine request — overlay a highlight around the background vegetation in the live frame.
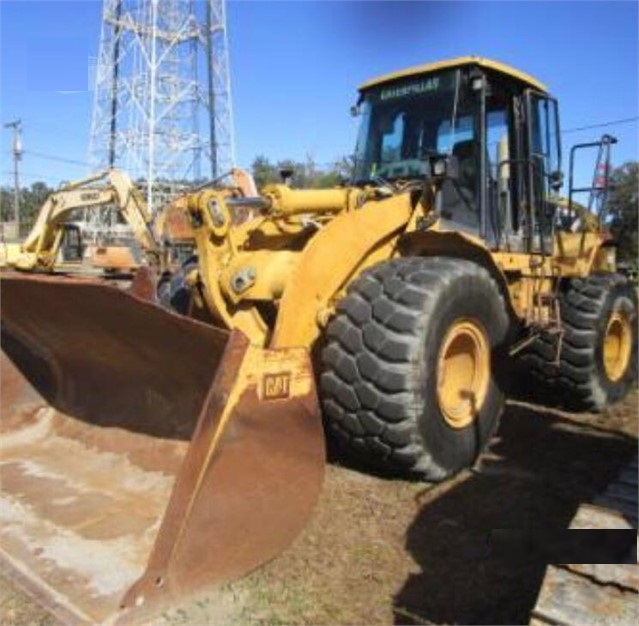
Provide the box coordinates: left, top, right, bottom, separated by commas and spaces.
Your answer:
1, 161, 637, 266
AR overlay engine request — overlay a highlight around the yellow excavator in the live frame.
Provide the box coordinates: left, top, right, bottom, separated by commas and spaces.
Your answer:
0, 169, 161, 273
1, 57, 636, 624
0, 166, 256, 275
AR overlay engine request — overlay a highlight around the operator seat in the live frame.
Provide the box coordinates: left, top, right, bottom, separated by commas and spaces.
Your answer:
440, 139, 479, 230
453, 139, 477, 193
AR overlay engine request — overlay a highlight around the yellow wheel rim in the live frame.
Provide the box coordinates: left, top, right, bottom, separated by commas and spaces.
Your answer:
603, 310, 632, 382
436, 319, 490, 429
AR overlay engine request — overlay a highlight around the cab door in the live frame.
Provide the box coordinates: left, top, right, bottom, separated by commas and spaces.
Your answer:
525, 90, 562, 254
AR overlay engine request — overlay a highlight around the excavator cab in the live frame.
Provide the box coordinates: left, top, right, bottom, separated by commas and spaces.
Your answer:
60, 222, 85, 262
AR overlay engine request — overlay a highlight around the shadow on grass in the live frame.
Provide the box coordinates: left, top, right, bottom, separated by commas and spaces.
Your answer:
392, 402, 637, 625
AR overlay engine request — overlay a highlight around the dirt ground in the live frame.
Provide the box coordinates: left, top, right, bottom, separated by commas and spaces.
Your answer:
1, 389, 637, 626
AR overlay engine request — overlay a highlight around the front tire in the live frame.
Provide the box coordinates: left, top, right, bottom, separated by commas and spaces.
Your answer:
320, 257, 510, 481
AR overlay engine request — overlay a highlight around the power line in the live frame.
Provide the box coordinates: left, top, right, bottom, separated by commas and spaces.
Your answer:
2, 169, 64, 183
8, 115, 638, 174
23, 149, 92, 168
21, 113, 639, 140
561, 117, 639, 134
16, 119, 84, 142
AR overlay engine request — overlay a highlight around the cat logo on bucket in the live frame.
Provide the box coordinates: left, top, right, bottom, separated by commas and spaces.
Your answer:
263, 372, 291, 400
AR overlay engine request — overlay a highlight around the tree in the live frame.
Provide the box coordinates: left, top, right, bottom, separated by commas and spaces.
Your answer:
608, 161, 638, 263
251, 155, 280, 190
1, 181, 56, 237
0, 187, 13, 222
251, 154, 355, 191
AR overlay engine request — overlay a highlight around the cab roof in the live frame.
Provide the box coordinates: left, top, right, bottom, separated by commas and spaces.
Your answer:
359, 56, 548, 94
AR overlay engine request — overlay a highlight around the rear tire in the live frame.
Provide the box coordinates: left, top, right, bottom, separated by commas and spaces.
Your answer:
320, 257, 510, 481
521, 274, 637, 411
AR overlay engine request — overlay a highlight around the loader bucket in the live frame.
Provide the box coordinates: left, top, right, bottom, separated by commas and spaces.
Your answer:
0, 272, 324, 625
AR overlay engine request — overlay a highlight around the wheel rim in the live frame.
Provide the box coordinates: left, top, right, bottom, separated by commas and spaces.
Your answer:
437, 319, 490, 429
603, 310, 632, 382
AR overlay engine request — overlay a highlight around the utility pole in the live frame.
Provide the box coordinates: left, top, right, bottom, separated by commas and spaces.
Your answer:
4, 119, 22, 232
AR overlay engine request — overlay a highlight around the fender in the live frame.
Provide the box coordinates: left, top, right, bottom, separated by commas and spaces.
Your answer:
271, 193, 415, 348
400, 229, 519, 323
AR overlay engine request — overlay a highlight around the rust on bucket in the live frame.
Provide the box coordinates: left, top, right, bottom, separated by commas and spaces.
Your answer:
0, 272, 324, 624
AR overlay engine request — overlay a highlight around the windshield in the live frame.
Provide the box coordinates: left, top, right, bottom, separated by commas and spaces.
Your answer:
353, 69, 472, 184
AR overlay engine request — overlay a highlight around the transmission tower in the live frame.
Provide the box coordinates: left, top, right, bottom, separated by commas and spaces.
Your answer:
88, 0, 235, 214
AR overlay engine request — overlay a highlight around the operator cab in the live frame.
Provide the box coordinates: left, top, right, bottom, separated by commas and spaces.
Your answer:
354, 57, 561, 253
60, 223, 85, 262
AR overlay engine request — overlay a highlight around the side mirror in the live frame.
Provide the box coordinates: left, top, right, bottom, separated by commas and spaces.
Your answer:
549, 170, 564, 192
428, 154, 459, 182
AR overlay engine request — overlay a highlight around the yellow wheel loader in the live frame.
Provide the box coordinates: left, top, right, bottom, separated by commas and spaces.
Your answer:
1, 57, 636, 623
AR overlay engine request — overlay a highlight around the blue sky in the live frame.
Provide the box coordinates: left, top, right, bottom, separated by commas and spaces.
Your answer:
1, 0, 637, 189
